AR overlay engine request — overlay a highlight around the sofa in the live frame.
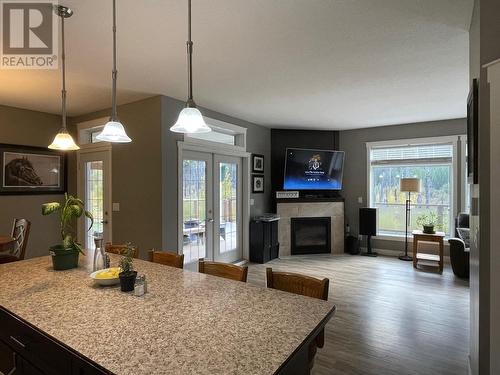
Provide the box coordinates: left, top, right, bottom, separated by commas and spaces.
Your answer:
448, 212, 470, 279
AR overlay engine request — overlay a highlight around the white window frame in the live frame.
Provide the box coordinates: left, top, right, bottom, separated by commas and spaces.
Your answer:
366, 135, 464, 240
77, 117, 109, 146
183, 117, 247, 152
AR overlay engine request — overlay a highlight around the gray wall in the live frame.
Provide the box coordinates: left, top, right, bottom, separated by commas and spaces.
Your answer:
339, 118, 466, 253
161, 96, 272, 252
72, 97, 164, 259
0, 105, 67, 259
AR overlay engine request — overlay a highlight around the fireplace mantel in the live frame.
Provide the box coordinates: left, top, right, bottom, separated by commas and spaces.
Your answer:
277, 199, 345, 256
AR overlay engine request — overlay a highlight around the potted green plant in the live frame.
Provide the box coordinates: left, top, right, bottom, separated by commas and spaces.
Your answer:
42, 193, 93, 270
416, 211, 438, 234
118, 244, 137, 292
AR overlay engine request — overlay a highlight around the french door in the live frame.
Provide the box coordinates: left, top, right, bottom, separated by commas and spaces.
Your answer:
77, 148, 112, 250
181, 151, 242, 265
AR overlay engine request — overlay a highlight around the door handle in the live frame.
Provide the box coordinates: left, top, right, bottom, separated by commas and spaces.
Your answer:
100, 220, 109, 224
206, 219, 214, 223
10, 336, 26, 349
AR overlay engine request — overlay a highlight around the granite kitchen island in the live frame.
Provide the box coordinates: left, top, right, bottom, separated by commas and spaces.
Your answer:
0, 255, 335, 375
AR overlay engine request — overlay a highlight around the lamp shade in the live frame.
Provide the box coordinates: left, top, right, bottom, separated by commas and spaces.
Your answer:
48, 129, 80, 150
96, 120, 132, 143
170, 107, 211, 134
400, 178, 420, 193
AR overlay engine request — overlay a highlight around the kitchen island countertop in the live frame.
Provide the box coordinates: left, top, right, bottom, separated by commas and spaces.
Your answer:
0, 255, 335, 374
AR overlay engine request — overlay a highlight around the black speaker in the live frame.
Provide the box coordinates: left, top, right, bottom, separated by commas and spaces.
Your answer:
359, 208, 377, 235
359, 208, 377, 256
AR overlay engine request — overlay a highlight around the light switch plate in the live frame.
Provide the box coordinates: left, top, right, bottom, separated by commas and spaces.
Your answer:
250, 199, 255, 206
358, 197, 363, 204
112, 203, 120, 212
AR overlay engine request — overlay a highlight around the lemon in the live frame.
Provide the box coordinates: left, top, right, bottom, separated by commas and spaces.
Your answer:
95, 267, 120, 280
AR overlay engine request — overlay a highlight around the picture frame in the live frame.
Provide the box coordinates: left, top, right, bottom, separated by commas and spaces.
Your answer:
252, 175, 264, 193
0, 143, 67, 195
467, 79, 478, 184
252, 154, 264, 173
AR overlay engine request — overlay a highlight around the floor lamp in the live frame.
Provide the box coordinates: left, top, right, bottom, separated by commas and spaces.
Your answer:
399, 178, 421, 261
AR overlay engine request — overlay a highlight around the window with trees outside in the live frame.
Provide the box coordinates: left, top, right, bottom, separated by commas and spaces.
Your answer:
368, 139, 457, 237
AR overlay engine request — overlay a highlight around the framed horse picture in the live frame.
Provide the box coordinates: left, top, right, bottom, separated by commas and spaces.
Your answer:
0, 144, 67, 195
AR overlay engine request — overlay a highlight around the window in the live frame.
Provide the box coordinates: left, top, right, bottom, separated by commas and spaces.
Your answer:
367, 137, 460, 237
184, 117, 246, 151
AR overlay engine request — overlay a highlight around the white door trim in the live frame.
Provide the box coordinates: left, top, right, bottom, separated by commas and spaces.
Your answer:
177, 141, 250, 261
77, 145, 113, 248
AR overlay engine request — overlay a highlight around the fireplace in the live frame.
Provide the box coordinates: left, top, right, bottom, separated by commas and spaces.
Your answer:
290, 217, 331, 255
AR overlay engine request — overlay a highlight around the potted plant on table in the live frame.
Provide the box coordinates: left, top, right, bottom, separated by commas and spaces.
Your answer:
118, 244, 137, 292
42, 193, 93, 270
416, 211, 438, 234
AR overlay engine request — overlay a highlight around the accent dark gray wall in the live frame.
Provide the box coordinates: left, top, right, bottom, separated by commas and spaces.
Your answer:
339, 118, 466, 252
270, 129, 339, 206
0, 105, 66, 259
161, 96, 272, 252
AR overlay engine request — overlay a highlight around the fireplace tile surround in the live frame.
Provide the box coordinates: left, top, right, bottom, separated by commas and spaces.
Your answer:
277, 199, 345, 256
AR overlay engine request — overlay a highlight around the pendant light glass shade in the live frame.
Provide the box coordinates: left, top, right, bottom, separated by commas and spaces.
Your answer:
48, 128, 80, 150
96, 120, 132, 142
96, 0, 132, 143
170, 107, 211, 133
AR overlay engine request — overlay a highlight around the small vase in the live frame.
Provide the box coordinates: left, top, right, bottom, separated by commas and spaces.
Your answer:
423, 225, 435, 234
119, 271, 137, 292
50, 245, 80, 270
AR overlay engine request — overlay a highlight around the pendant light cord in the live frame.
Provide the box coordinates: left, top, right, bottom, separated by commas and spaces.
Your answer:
186, 0, 194, 106
111, 0, 118, 120
61, 13, 67, 129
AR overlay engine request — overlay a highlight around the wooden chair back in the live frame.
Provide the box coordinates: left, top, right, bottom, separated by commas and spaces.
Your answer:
10, 218, 31, 260
266, 268, 329, 301
198, 259, 248, 282
105, 242, 139, 258
266, 267, 330, 368
148, 250, 184, 269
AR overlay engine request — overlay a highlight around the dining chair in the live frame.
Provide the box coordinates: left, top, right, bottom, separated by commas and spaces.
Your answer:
0, 218, 31, 264
105, 242, 139, 258
266, 268, 329, 370
198, 258, 248, 282
148, 250, 184, 269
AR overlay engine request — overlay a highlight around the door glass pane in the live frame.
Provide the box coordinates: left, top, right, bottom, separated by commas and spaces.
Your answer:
85, 161, 103, 249
219, 163, 238, 254
183, 160, 206, 263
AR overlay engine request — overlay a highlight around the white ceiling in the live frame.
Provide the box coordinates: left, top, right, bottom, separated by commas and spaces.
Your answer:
0, 0, 473, 130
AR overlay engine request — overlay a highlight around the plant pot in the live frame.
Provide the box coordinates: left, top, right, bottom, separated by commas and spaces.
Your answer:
50, 245, 80, 270
423, 225, 435, 234
119, 271, 137, 292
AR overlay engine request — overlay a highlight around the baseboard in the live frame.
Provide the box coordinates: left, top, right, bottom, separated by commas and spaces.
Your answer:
360, 247, 451, 263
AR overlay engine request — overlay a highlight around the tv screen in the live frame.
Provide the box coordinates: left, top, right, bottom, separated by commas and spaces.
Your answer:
283, 148, 344, 190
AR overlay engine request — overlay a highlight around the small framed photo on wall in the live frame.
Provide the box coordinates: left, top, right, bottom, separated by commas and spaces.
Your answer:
252, 154, 264, 173
252, 175, 264, 193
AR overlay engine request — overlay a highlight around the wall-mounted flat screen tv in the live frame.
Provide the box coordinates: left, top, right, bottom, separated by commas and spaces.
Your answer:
283, 148, 345, 190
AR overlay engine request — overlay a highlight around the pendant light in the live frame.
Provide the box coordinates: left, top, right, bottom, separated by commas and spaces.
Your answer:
96, 0, 132, 143
48, 5, 79, 151
170, 0, 211, 134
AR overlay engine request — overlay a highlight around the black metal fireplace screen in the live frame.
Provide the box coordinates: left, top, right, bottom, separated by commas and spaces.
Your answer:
290, 217, 331, 255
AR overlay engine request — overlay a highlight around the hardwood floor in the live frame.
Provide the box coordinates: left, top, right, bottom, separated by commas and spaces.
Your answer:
246, 254, 469, 375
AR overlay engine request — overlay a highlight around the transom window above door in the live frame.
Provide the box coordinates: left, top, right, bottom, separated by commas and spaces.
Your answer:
184, 118, 247, 151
